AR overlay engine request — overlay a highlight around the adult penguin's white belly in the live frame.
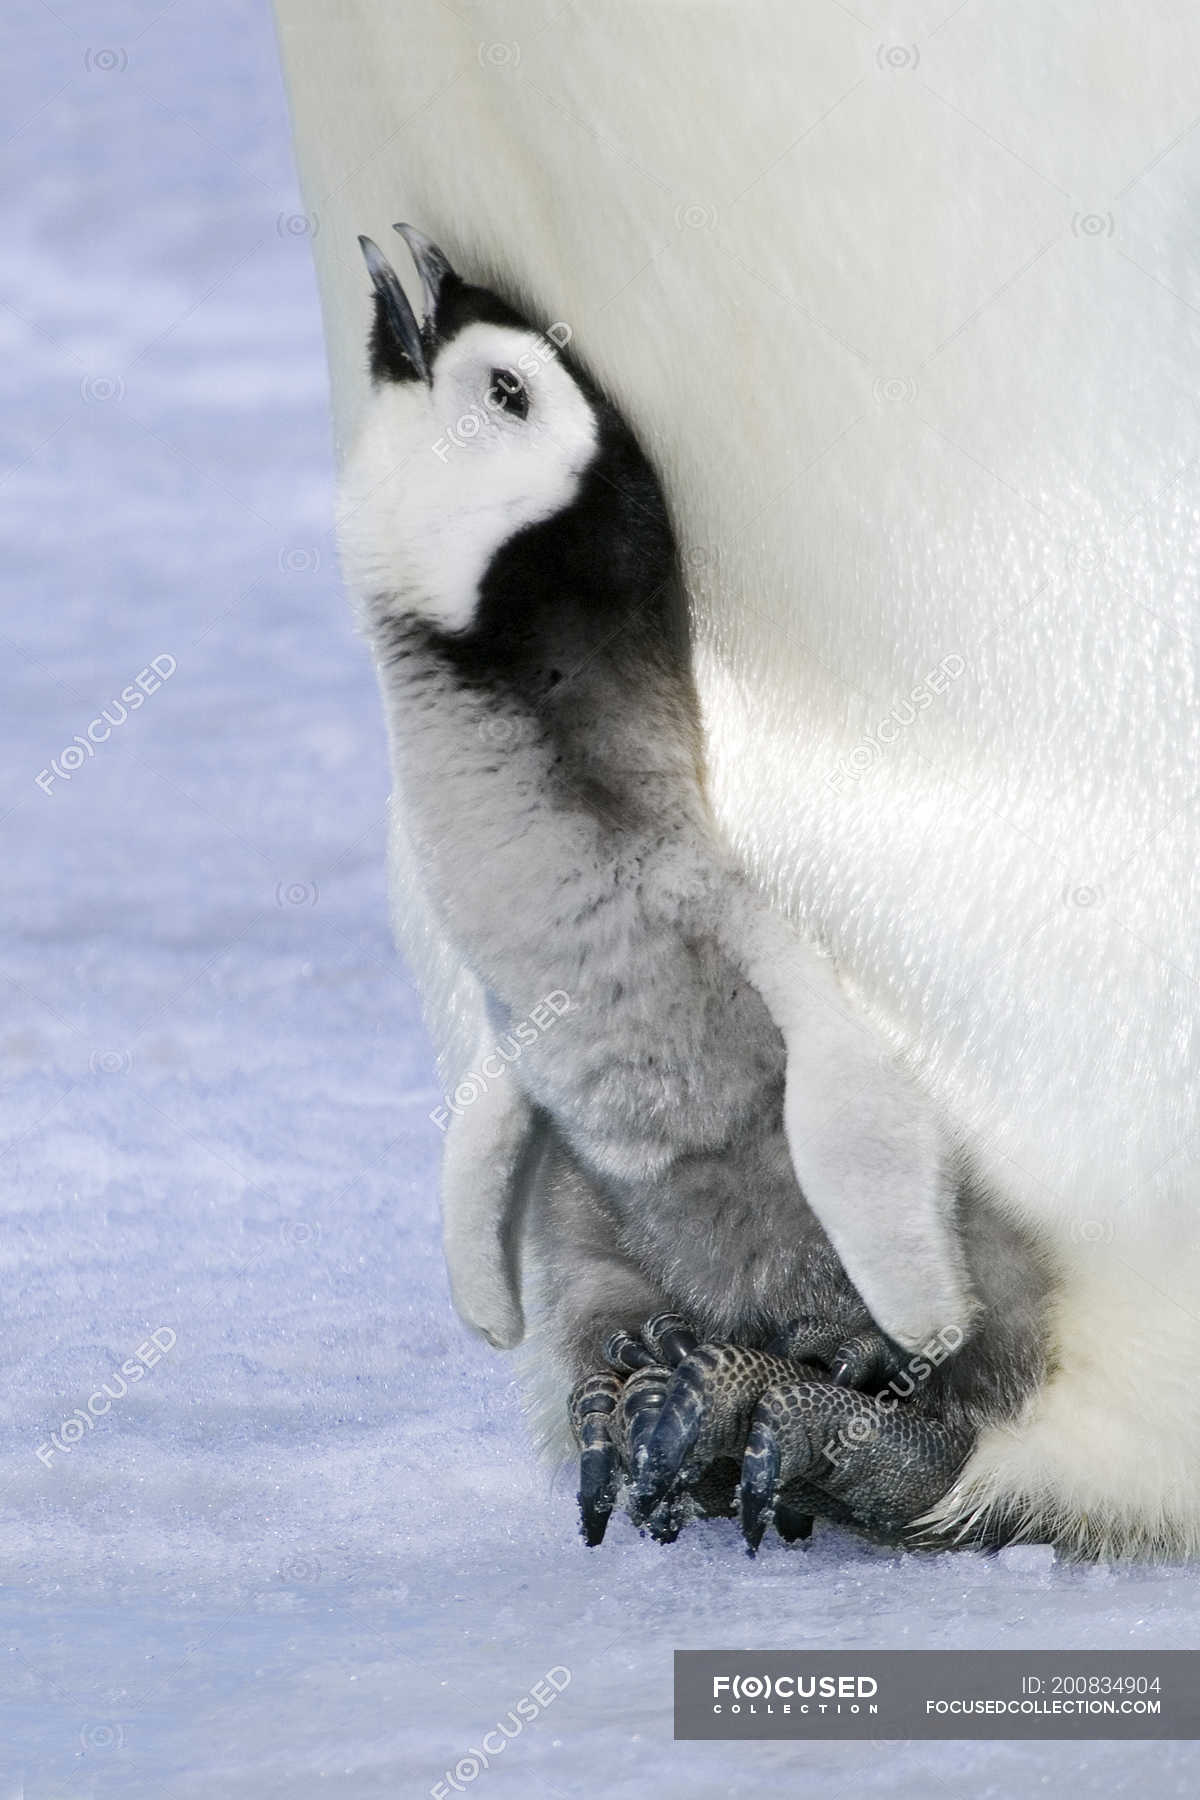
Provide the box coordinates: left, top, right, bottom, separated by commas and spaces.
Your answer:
275, 0, 1200, 1554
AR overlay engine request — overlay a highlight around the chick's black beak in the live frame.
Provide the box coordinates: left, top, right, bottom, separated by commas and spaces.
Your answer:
359, 234, 428, 383
392, 223, 454, 323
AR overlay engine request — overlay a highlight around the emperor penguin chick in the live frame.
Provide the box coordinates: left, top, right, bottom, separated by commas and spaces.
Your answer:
339, 227, 1048, 1550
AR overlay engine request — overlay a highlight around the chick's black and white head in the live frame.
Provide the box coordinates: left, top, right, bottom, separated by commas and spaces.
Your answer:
339, 225, 675, 648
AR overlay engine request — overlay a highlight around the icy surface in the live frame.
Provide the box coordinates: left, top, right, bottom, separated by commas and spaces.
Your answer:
0, 2, 1197, 1795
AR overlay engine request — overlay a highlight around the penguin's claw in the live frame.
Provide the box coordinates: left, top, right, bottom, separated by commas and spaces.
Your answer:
631, 1343, 821, 1520
569, 1371, 622, 1547
569, 1313, 973, 1550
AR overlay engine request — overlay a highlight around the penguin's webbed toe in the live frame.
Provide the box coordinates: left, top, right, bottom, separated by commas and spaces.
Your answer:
738, 1377, 974, 1553
570, 1310, 961, 1549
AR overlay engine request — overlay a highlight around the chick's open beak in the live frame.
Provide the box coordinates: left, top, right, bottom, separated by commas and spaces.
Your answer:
358, 234, 428, 382
392, 222, 454, 322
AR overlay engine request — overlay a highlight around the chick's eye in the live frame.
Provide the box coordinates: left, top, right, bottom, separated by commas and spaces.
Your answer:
488, 367, 528, 420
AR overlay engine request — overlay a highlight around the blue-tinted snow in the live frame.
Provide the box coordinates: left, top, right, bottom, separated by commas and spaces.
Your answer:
0, 3, 1197, 1795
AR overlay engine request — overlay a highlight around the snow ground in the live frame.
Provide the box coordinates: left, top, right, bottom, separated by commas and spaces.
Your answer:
1, 2, 1198, 1795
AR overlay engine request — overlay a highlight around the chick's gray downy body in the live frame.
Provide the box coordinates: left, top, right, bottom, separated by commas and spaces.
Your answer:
339, 227, 1050, 1549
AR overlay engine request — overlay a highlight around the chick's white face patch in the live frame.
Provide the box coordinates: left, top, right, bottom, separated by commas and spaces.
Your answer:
339, 322, 598, 635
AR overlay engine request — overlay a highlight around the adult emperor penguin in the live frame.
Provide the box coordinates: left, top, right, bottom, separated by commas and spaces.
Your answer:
338, 227, 1058, 1552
